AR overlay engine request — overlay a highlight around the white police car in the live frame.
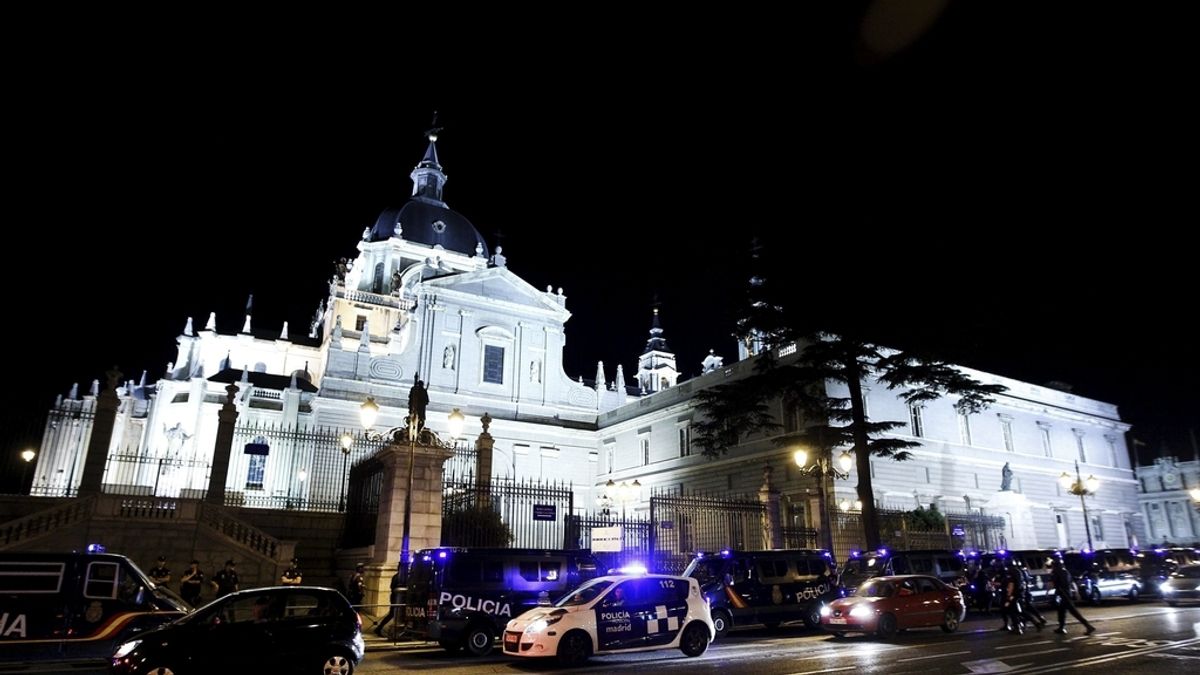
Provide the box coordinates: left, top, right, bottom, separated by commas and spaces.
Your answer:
502, 571, 713, 665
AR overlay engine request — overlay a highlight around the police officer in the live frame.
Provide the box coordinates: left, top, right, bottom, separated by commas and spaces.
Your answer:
180, 559, 204, 605
1050, 558, 1095, 635
348, 563, 366, 607
281, 557, 303, 586
211, 559, 239, 597
374, 566, 403, 637
149, 556, 171, 585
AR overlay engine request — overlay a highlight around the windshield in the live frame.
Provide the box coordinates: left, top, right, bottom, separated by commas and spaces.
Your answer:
840, 558, 882, 588
554, 578, 614, 607
1171, 565, 1200, 579
684, 559, 724, 587
858, 580, 895, 598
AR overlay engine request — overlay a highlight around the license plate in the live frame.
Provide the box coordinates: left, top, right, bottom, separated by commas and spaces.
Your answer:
505, 634, 518, 644
830, 617, 847, 624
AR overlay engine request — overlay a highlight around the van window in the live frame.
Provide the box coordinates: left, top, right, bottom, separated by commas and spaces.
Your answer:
518, 560, 562, 583
0, 561, 65, 593
891, 557, 910, 574
447, 559, 482, 585
907, 558, 934, 575
756, 559, 789, 581
85, 562, 120, 599
936, 557, 961, 575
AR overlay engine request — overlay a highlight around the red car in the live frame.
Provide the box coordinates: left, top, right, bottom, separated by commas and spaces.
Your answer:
820, 574, 965, 638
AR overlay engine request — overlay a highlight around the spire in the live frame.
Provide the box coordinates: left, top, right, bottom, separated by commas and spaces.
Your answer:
220, 351, 232, 371
644, 304, 670, 353
205, 312, 217, 331
183, 317, 194, 336
735, 236, 787, 361
358, 318, 371, 352
139, 371, 147, 387
279, 321, 289, 341
68, 382, 79, 400
288, 372, 298, 390
594, 361, 606, 392
240, 366, 250, 385
615, 364, 627, 394
89, 379, 100, 396
331, 315, 344, 349
410, 114, 448, 204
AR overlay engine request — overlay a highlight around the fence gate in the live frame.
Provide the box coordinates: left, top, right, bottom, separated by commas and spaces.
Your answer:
564, 514, 651, 574
441, 473, 573, 549
649, 488, 767, 574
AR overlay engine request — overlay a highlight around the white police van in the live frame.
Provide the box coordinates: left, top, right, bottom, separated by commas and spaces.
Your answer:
502, 570, 713, 665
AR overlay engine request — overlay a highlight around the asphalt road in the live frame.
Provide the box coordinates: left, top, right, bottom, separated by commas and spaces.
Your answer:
360, 603, 1200, 674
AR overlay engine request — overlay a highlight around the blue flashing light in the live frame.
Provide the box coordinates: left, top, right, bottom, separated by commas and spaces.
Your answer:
849, 550, 860, 558
437, 551, 448, 559
616, 564, 648, 575
823, 551, 833, 558
1153, 548, 1166, 553
720, 549, 731, 557
877, 548, 888, 556
997, 549, 1007, 556
86, 544, 106, 554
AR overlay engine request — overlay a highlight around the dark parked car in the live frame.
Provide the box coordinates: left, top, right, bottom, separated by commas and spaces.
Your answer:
1161, 564, 1200, 606
110, 586, 364, 675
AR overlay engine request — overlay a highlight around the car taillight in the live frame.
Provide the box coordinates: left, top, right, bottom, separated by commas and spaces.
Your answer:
356, 612, 363, 630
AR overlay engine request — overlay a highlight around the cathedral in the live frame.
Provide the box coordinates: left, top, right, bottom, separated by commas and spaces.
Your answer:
32, 129, 1146, 554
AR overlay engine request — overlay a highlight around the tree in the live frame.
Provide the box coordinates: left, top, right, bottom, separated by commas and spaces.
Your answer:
440, 506, 514, 547
694, 330, 1006, 550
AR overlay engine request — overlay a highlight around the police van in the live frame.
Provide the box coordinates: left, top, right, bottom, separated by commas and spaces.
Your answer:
683, 549, 837, 636
403, 547, 599, 655
0, 548, 190, 668
503, 572, 713, 665
837, 549, 966, 596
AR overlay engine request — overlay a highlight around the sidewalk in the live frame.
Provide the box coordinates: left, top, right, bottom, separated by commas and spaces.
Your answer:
362, 629, 430, 652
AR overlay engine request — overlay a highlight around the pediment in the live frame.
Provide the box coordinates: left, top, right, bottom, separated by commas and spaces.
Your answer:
424, 268, 569, 317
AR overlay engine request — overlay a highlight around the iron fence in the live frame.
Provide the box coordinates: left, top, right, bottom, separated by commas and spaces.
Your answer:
649, 487, 767, 574
565, 514, 651, 573
441, 472, 574, 549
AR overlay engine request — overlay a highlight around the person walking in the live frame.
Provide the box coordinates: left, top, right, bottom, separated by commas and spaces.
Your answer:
1050, 559, 1095, 635
374, 566, 403, 637
180, 560, 205, 606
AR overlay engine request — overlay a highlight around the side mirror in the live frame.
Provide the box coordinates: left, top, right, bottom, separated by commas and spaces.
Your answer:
135, 586, 147, 606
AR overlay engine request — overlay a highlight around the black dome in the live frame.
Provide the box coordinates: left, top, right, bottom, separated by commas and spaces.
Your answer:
369, 199, 489, 258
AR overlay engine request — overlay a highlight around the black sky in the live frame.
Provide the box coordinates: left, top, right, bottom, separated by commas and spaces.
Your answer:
3, 3, 1196, 482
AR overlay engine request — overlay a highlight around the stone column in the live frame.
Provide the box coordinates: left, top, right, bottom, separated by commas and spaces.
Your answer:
759, 466, 784, 549
205, 383, 240, 505
77, 367, 121, 496
474, 412, 494, 490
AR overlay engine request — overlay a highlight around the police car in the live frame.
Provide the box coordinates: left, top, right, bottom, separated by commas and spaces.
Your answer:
502, 570, 714, 665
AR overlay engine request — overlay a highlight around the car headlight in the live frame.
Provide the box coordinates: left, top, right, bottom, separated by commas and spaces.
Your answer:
1162, 586, 1174, 594
113, 640, 141, 659
527, 615, 564, 633
819, 605, 832, 617
848, 606, 872, 619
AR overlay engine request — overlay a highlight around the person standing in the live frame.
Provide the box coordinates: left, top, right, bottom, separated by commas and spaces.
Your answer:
211, 559, 239, 598
348, 563, 366, 607
180, 560, 204, 606
374, 566, 403, 637
1050, 559, 1095, 635
149, 556, 171, 585
281, 558, 303, 586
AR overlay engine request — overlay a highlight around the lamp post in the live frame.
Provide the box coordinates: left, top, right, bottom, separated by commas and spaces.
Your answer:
1059, 460, 1100, 551
794, 447, 853, 553
602, 478, 642, 520
338, 433, 353, 512
20, 449, 36, 494
359, 396, 465, 582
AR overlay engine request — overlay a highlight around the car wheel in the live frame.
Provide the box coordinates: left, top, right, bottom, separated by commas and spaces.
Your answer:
679, 621, 710, 657
711, 608, 732, 638
803, 604, 822, 629
1128, 586, 1139, 602
557, 630, 592, 666
940, 608, 960, 633
321, 653, 354, 675
1089, 587, 1102, 605
876, 613, 898, 639
465, 624, 494, 656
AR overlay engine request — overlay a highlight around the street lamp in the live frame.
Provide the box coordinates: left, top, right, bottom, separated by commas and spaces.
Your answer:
338, 432, 353, 512
794, 448, 853, 552
602, 478, 641, 520
20, 449, 36, 494
1059, 460, 1100, 551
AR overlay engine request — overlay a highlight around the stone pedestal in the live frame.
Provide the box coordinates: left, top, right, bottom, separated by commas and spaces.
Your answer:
984, 490, 1038, 550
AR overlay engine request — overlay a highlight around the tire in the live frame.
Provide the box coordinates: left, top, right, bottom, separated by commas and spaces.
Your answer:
711, 609, 732, 638
1089, 587, 1102, 605
940, 608, 960, 633
464, 624, 495, 656
1128, 586, 1139, 602
321, 653, 354, 675
679, 622, 710, 657
557, 630, 592, 666
876, 613, 897, 639
803, 603, 822, 629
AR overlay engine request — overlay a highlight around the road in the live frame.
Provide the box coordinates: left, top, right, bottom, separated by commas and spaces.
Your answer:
360, 603, 1200, 674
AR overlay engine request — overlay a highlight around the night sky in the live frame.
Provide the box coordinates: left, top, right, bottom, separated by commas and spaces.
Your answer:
3, 3, 1195, 487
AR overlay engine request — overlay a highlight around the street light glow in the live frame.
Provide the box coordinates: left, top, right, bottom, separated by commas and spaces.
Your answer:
447, 408, 466, 439
21, 449, 36, 463
793, 448, 808, 468
359, 397, 379, 429
838, 451, 853, 473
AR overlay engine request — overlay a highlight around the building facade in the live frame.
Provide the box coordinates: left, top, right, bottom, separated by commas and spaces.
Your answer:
32, 130, 1145, 552
1135, 456, 1200, 544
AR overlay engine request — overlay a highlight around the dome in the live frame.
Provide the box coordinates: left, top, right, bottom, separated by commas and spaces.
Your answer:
368, 200, 489, 258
